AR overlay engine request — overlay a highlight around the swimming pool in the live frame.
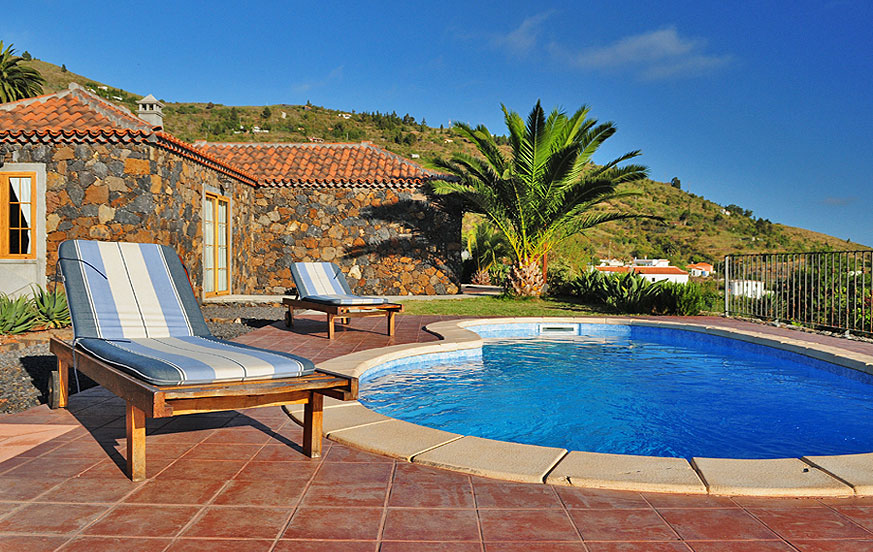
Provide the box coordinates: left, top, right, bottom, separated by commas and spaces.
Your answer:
359, 323, 873, 459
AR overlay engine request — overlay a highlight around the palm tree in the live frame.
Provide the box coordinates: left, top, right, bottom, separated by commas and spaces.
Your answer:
0, 42, 45, 103
430, 101, 655, 296
464, 221, 510, 285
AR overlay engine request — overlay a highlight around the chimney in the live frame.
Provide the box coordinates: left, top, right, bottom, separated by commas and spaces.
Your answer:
137, 94, 164, 128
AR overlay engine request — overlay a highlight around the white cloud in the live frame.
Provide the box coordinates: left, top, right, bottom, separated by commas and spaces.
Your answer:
822, 196, 858, 207
552, 27, 732, 80
292, 65, 344, 94
491, 12, 554, 56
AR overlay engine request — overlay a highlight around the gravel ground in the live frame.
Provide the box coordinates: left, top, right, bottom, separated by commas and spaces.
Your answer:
0, 342, 58, 414
0, 305, 287, 415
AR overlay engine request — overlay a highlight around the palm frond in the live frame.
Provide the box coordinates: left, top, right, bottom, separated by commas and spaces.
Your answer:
431, 100, 656, 267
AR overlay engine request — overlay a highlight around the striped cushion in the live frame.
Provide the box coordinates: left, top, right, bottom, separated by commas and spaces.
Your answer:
304, 294, 387, 306
59, 239, 315, 386
290, 262, 385, 305
59, 240, 209, 340
78, 336, 314, 386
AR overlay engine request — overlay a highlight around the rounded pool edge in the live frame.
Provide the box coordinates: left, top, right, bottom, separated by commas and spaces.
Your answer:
303, 317, 873, 497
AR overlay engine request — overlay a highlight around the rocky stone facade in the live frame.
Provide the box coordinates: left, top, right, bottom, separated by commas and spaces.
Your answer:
1, 142, 252, 298
249, 186, 462, 295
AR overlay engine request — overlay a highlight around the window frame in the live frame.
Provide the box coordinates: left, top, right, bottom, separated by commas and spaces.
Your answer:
203, 191, 231, 297
0, 172, 37, 260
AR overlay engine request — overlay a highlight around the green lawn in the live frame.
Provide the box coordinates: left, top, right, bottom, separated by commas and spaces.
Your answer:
398, 296, 608, 317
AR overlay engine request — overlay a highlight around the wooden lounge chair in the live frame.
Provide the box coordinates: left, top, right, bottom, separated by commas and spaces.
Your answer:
284, 261, 402, 339
49, 240, 356, 481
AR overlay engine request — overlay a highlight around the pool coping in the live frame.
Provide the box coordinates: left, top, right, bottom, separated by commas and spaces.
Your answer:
291, 317, 873, 497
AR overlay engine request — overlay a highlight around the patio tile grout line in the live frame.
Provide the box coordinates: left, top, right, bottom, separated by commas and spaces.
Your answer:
551, 481, 586, 545
818, 499, 873, 539
639, 491, 696, 547
159, 414, 313, 550
469, 474, 487, 550
0, 408, 123, 477
719, 503, 801, 547
141, 420, 257, 550
267, 440, 329, 551
374, 459, 398, 550
41, 418, 232, 549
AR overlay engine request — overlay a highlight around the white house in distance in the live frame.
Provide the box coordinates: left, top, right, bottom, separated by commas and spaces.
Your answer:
728, 280, 766, 299
595, 258, 690, 284
632, 258, 670, 267
686, 262, 714, 277
598, 258, 625, 267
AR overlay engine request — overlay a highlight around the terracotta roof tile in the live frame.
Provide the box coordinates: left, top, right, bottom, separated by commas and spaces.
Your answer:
196, 141, 446, 188
634, 266, 689, 275
0, 84, 152, 132
0, 85, 256, 186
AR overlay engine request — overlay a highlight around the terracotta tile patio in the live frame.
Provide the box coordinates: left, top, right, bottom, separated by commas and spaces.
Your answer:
1, 314, 873, 551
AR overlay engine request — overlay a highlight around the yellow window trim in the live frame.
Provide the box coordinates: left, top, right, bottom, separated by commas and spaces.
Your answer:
0, 172, 37, 260
203, 191, 231, 297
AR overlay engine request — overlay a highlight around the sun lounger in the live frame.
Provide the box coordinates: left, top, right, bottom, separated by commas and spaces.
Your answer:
284, 262, 402, 339
49, 240, 356, 481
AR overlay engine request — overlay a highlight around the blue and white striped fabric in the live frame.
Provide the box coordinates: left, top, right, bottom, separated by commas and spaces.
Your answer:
59, 240, 313, 385
290, 262, 386, 306
59, 240, 208, 340
77, 336, 312, 386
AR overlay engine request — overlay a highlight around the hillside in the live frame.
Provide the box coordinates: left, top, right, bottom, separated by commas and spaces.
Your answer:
550, 179, 866, 269
18, 58, 870, 267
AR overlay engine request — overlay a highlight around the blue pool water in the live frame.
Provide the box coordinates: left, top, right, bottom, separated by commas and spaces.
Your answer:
359, 325, 873, 459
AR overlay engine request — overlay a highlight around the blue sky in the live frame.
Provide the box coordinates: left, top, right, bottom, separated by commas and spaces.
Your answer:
4, 1, 872, 246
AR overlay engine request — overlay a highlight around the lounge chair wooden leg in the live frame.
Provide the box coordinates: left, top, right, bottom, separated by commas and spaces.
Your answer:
285, 308, 294, 328
327, 313, 335, 339
387, 310, 396, 336
50, 358, 69, 409
126, 402, 147, 481
302, 392, 323, 458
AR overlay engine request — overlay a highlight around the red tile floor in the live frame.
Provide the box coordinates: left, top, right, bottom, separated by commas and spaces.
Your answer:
2, 314, 873, 551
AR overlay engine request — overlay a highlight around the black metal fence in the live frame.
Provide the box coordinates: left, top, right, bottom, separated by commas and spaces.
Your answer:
724, 250, 873, 336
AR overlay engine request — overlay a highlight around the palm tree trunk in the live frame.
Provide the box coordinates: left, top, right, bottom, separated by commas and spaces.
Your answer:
509, 258, 545, 297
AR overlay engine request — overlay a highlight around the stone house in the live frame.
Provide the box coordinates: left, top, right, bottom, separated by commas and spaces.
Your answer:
0, 83, 460, 298
197, 142, 460, 295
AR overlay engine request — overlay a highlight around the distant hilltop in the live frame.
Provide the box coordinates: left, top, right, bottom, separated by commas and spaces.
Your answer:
22, 58, 870, 267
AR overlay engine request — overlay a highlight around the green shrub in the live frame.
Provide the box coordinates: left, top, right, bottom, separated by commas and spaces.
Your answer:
0, 294, 38, 335
569, 270, 608, 303
548, 268, 722, 316
598, 273, 662, 314
545, 261, 578, 296
658, 282, 706, 315
31, 285, 71, 328
489, 262, 510, 288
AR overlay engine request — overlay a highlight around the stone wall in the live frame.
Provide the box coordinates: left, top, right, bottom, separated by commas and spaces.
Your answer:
248, 186, 462, 295
1, 142, 251, 297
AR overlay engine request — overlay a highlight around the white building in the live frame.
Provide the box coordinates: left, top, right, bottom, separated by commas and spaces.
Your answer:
686, 262, 714, 277
594, 265, 690, 284
634, 266, 690, 284
728, 280, 766, 299
598, 258, 625, 267
632, 258, 670, 267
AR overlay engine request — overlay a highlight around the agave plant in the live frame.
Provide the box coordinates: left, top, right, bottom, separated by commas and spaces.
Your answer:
31, 285, 71, 328
430, 101, 656, 296
0, 293, 38, 335
568, 269, 608, 303
598, 272, 662, 314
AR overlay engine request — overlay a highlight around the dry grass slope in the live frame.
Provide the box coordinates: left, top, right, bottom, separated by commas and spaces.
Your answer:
19, 59, 870, 268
